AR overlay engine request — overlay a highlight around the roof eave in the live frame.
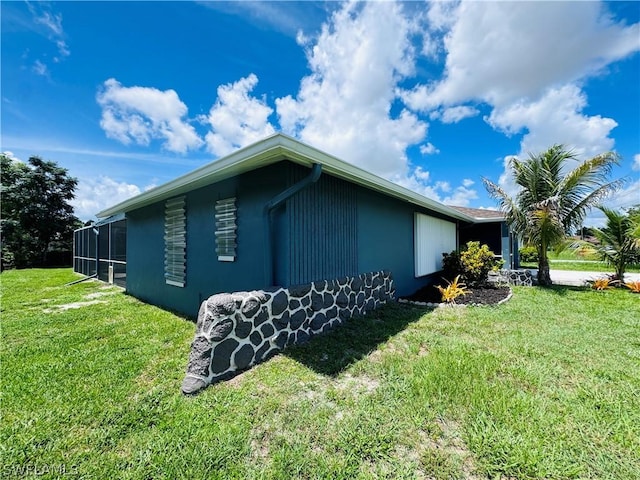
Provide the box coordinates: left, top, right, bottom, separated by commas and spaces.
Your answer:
97, 133, 475, 223
96, 134, 287, 217
469, 217, 506, 223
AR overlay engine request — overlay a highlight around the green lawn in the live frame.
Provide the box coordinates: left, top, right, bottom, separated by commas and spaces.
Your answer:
520, 260, 640, 273
2, 269, 639, 479
520, 248, 640, 273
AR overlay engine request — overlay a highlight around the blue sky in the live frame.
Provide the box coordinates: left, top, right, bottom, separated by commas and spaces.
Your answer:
2, 1, 639, 225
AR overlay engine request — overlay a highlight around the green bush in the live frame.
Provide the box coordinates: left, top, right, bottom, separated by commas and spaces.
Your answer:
519, 245, 538, 263
442, 250, 463, 281
460, 241, 498, 285
442, 241, 499, 286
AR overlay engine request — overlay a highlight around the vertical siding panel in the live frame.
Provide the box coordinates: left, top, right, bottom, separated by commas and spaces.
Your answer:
287, 165, 357, 285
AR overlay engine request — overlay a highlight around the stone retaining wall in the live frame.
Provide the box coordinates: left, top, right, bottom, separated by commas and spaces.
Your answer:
182, 271, 394, 394
488, 269, 534, 286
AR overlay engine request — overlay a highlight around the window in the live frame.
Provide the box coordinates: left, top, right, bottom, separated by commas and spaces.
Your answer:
215, 197, 237, 261
165, 196, 186, 287
414, 213, 456, 277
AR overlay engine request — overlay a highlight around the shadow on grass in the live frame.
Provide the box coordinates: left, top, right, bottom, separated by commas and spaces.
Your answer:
284, 302, 429, 377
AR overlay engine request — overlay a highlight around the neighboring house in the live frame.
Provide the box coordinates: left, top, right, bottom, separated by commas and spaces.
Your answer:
75, 133, 513, 318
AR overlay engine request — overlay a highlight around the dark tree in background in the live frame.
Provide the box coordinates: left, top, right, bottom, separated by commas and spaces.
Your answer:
1, 154, 81, 269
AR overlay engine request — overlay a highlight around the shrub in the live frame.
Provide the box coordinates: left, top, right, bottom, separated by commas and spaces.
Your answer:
442, 250, 463, 282
591, 278, 615, 291
442, 242, 500, 286
624, 281, 640, 293
460, 241, 499, 286
519, 245, 538, 263
436, 275, 468, 304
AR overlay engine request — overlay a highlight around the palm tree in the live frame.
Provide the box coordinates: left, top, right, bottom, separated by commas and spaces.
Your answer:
483, 145, 623, 286
592, 207, 639, 282
628, 206, 640, 245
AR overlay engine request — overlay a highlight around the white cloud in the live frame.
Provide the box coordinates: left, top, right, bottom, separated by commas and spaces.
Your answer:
426, 0, 459, 32
606, 179, 640, 210
420, 142, 439, 155
394, 172, 441, 202
435, 181, 451, 193
440, 105, 479, 124
409, 1, 638, 200
395, 167, 478, 207
402, 1, 635, 201
584, 178, 640, 226
276, 1, 427, 178
197, 1, 329, 39
421, 34, 440, 60
412, 166, 430, 182
202, 74, 276, 157
485, 84, 619, 200
442, 184, 478, 207
71, 176, 144, 220
33, 10, 64, 36
32, 60, 49, 77
27, 3, 70, 61
1, 151, 22, 162
96, 78, 203, 154
633, 154, 640, 172
487, 84, 618, 160
404, 1, 640, 110
55, 40, 70, 60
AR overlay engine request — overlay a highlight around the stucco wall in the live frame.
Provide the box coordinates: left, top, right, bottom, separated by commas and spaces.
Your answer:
125, 160, 454, 318
126, 163, 290, 318
182, 271, 394, 394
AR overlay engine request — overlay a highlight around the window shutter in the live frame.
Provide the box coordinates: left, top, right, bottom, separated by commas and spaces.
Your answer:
215, 197, 237, 261
165, 196, 186, 286
414, 213, 456, 277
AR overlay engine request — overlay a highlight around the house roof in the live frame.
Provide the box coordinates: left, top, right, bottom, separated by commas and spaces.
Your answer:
450, 206, 504, 222
97, 133, 491, 223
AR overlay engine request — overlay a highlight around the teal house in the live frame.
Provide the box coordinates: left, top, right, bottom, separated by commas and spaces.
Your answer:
77, 134, 515, 318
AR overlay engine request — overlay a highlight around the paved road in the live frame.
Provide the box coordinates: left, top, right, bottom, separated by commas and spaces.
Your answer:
527, 269, 640, 287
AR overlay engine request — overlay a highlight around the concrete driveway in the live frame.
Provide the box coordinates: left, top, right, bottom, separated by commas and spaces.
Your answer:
527, 269, 640, 287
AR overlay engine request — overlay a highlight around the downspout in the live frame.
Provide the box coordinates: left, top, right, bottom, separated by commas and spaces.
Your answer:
264, 163, 322, 287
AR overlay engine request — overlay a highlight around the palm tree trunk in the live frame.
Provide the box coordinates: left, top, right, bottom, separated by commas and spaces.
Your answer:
537, 247, 552, 286
616, 262, 625, 283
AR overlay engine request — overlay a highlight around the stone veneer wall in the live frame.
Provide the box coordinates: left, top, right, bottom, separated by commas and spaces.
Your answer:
182, 271, 394, 394
489, 269, 534, 286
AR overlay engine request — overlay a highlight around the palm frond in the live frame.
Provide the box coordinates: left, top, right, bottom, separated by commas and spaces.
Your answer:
564, 177, 628, 232
482, 177, 527, 236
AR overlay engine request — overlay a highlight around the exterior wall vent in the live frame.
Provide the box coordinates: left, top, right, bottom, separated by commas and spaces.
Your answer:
215, 197, 237, 262
165, 196, 186, 287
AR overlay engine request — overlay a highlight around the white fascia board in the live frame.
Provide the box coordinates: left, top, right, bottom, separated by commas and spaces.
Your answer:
469, 217, 506, 223
97, 133, 476, 223
97, 134, 286, 217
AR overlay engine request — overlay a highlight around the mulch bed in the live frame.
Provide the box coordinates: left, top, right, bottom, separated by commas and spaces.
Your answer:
402, 283, 511, 306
